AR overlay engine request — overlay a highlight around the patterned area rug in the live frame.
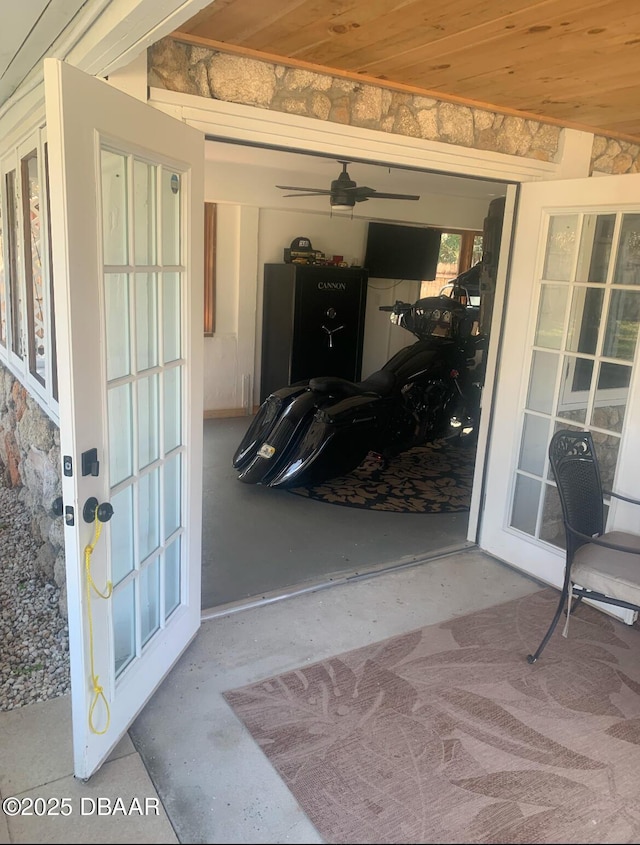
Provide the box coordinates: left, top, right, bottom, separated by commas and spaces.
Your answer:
225, 590, 640, 844
289, 438, 475, 513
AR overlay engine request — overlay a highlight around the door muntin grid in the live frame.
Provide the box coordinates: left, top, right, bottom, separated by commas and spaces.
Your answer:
510, 211, 639, 547
101, 144, 185, 679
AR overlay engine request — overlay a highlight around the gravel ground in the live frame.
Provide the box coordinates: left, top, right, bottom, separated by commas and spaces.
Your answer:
0, 485, 70, 711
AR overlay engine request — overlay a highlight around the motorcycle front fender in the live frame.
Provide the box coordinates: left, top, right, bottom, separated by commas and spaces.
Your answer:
267, 393, 387, 488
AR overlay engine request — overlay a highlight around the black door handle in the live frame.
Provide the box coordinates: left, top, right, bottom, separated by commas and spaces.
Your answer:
83, 496, 114, 524
51, 496, 64, 517
97, 502, 114, 523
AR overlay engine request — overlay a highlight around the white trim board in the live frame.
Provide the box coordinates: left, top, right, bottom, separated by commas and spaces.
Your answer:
148, 87, 563, 184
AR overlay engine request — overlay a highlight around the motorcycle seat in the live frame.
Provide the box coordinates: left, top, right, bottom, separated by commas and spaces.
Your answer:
309, 370, 396, 398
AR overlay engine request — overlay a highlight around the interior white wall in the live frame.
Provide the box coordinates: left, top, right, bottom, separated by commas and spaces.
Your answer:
203, 204, 240, 412
362, 279, 423, 376
204, 153, 495, 411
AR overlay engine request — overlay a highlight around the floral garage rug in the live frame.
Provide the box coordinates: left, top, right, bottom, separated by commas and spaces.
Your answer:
289, 438, 475, 514
224, 589, 640, 844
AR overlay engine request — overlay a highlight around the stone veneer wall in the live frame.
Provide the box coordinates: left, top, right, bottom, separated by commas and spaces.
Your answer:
148, 38, 562, 163
148, 40, 640, 178
0, 362, 66, 617
591, 136, 640, 174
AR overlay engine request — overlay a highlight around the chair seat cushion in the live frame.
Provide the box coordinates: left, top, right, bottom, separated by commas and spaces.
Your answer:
573, 530, 640, 607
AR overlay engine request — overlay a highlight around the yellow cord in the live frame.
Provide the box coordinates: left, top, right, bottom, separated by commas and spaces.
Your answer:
84, 507, 113, 735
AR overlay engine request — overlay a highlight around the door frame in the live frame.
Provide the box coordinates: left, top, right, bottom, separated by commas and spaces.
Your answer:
149, 86, 559, 545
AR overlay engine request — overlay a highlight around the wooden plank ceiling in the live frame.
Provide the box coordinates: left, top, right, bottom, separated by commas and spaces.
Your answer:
175, 0, 640, 142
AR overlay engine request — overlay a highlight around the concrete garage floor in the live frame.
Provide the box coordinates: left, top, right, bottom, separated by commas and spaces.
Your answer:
0, 549, 542, 844
202, 416, 473, 610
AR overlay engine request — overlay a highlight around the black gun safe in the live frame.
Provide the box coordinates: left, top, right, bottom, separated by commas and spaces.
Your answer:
260, 263, 369, 402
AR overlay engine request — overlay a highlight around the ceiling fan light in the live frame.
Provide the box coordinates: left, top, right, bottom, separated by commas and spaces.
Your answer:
330, 192, 355, 210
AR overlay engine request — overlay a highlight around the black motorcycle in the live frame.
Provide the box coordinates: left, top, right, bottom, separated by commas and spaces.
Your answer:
232, 292, 484, 488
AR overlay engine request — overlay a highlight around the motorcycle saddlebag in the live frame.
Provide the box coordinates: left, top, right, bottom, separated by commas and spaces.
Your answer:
236, 389, 319, 484
232, 383, 309, 470
266, 393, 386, 488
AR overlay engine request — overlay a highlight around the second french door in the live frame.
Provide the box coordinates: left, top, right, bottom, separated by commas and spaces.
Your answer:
480, 172, 640, 621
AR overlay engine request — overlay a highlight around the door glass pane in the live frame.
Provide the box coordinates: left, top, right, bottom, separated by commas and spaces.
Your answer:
566, 287, 603, 354
591, 363, 631, 433
577, 214, 615, 283
101, 149, 128, 266
138, 374, 159, 470
603, 289, 640, 361
592, 433, 621, 491
162, 272, 181, 362
539, 483, 565, 549
99, 140, 188, 690
104, 273, 130, 380
136, 272, 158, 372
0, 199, 5, 346
614, 214, 640, 285
161, 169, 181, 266
558, 357, 592, 423
21, 149, 46, 386
133, 160, 156, 266
113, 580, 135, 676
6, 170, 24, 359
534, 284, 568, 349
163, 366, 182, 453
511, 474, 541, 535
140, 558, 160, 646
108, 383, 133, 485
139, 468, 160, 562
43, 144, 58, 401
514, 209, 633, 552
164, 453, 181, 539
164, 538, 181, 620
542, 215, 578, 281
526, 351, 559, 414
518, 413, 550, 476
110, 485, 134, 585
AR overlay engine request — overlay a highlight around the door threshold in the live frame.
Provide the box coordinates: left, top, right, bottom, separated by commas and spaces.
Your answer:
200, 540, 476, 621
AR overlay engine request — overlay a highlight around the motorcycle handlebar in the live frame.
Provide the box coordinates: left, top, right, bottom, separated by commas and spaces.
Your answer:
379, 301, 412, 313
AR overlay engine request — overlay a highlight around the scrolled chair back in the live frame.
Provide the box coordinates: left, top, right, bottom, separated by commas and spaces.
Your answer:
549, 429, 605, 550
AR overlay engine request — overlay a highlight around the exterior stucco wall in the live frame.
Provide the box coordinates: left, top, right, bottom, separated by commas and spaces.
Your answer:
148, 38, 562, 163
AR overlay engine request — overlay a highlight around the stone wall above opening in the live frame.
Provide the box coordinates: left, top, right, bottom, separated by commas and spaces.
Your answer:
148, 38, 562, 164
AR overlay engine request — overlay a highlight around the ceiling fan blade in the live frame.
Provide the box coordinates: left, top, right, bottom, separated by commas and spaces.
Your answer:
282, 192, 332, 198
275, 185, 331, 194
361, 190, 421, 200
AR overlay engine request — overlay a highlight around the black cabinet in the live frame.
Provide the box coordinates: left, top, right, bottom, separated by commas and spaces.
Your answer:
260, 263, 369, 402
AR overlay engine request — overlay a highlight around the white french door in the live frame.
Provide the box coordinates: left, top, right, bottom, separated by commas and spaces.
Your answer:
44, 58, 204, 779
481, 172, 640, 621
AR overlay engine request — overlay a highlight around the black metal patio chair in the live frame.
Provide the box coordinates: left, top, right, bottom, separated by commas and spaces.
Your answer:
527, 428, 640, 663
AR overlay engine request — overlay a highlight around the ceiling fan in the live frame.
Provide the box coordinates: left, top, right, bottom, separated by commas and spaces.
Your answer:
276, 160, 420, 210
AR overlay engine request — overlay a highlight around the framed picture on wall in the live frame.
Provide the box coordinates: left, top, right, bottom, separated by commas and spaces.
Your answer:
204, 202, 216, 335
